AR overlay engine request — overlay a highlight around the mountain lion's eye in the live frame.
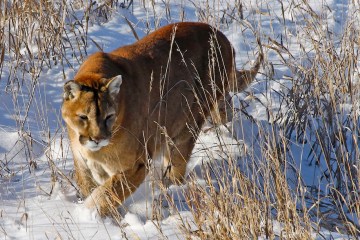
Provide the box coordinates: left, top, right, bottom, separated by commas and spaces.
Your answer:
78, 115, 88, 120
105, 114, 114, 121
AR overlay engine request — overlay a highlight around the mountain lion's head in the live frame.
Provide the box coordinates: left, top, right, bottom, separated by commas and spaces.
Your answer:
61, 75, 122, 151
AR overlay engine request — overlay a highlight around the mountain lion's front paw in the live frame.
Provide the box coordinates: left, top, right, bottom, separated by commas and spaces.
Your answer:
84, 187, 108, 216
84, 186, 119, 217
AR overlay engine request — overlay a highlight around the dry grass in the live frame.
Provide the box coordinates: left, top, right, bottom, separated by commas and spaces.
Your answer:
169, 0, 359, 238
260, 1, 360, 236
0, 0, 359, 239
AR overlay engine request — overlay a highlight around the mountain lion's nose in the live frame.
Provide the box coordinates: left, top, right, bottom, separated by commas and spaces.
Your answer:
89, 137, 102, 144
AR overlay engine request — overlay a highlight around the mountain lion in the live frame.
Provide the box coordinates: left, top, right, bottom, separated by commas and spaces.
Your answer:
62, 22, 262, 216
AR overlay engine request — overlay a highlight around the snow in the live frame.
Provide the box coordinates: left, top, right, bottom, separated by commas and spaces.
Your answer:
0, 0, 358, 239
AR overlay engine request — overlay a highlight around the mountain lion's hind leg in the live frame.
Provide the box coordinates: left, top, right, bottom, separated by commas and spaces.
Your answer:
163, 133, 197, 185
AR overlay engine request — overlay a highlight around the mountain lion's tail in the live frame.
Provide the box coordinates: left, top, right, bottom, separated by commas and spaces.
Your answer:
210, 52, 263, 126
230, 52, 263, 92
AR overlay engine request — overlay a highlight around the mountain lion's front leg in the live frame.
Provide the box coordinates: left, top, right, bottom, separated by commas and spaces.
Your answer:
74, 156, 98, 198
84, 162, 147, 216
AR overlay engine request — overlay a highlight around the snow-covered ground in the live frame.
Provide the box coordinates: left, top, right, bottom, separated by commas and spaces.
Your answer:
0, 0, 359, 239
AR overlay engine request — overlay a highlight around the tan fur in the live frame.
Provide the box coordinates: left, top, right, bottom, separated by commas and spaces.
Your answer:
62, 22, 262, 216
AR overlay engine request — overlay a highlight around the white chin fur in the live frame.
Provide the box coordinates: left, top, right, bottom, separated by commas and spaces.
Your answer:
85, 139, 109, 152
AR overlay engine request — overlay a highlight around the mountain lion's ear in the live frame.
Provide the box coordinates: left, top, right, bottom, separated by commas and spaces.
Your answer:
106, 75, 122, 99
63, 80, 81, 100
